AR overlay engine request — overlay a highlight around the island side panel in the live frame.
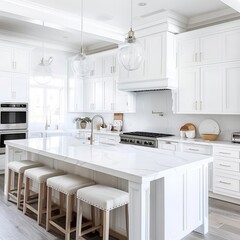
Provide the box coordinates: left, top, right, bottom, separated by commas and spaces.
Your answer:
128, 181, 151, 240
194, 162, 209, 235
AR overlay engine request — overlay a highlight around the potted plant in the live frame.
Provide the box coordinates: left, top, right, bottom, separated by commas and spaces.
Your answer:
74, 117, 91, 129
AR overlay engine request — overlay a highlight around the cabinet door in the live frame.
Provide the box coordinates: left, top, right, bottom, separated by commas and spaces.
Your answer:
0, 72, 12, 101
0, 46, 13, 72
14, 48, 29, 73
83, 79, 94, 112
103, 77, 115, 112
89, 56, 102, 78
178, 38, 199, 67
68, 77, 83, 112
146, 33, 164, 79
224, 30, 240, 62
200, 65, 222, 113
200, 34, 223, 64
93, 78, 103, 112
12, 73, 29, 102
178, 68, 200, 113
223, 62, 240, 113
102, 54, 117, 76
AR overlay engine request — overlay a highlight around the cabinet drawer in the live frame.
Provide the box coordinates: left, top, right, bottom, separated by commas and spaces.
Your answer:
214, 148, 240, 159
214, 159, 240, 172
99, 137, 116, 145
183, 144, 211, 155
159, 142, 177, 151
214, 176, 239, 192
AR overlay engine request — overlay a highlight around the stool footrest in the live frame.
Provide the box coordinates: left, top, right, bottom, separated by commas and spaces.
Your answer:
81, 225, 101, 236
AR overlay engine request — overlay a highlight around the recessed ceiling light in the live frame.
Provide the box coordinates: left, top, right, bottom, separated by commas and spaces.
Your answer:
63, 36, 68, 39
138, 2, 147, 6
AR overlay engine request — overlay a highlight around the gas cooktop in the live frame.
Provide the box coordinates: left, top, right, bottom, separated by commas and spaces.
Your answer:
120, 131, 174, 148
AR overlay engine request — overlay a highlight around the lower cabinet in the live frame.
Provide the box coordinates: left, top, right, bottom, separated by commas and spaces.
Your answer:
213, 147, 240, 199
0, 154, 5, 172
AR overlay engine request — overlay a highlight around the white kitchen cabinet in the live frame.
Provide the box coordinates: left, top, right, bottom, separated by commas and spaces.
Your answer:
89, 55, 102, 78
224, 29, 240, 62
178, 67, 199, 113
102, 77, 115, 112
115, 81, 136, 113
118, 32, 177, 91
83, 78, 103, 112
68, 77, 83, 112
102, 53, 118, 77
0, 72, 29, 102
178, 34, 223, 67
0, 154, 5, 172
223, 62, 240, 114
0, 45, 29, 73
178, 65, 222, 114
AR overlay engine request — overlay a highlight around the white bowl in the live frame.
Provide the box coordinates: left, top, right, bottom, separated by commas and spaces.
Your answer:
186, 130, 195, 139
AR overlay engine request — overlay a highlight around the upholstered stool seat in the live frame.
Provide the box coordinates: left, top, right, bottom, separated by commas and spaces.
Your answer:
7, 160, 43, 209
46, 174, 95, 240
76, 185, 129, 240
23, 166, 64, 225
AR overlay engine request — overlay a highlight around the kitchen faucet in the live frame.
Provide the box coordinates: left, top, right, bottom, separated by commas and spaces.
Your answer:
90, 114, 105, 145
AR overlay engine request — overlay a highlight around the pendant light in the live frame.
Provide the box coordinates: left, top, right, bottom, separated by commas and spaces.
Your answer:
118, 0, 144, 71
71, 0, 90, 78
33, 21, 54, 85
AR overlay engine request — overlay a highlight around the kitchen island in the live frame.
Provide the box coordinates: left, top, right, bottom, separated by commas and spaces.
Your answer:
4, 136, 212, 240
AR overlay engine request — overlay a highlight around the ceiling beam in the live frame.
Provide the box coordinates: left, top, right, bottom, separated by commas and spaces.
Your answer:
221, 0, 240, 13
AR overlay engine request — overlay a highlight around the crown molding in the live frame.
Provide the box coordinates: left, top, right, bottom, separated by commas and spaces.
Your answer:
187, 7, 240, 30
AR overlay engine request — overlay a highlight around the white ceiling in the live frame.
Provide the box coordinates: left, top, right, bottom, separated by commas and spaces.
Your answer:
0, 0, 237, 51
27, 0, 228, 30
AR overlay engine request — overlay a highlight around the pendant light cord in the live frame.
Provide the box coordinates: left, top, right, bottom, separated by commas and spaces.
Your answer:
131, 0, 133, 30
42, 21, 45, 62
80, 0, 84, 53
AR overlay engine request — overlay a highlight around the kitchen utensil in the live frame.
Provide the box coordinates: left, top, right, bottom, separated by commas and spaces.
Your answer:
201, 134, 219, 141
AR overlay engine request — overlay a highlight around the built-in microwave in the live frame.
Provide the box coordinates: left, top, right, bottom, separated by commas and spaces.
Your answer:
0, 130, 28, 154
0, 103, 28, 130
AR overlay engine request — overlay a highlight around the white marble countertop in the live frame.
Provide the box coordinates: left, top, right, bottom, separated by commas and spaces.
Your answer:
158, 136, 240, 149
5, 136, 212, 183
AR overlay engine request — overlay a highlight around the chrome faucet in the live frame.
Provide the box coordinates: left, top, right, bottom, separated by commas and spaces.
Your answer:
90, 114, 105, 145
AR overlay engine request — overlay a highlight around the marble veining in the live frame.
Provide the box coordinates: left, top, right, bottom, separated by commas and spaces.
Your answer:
5, 136, 212, 183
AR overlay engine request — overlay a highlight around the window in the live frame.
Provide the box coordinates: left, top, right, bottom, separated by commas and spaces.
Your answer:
29, 77, 64, 127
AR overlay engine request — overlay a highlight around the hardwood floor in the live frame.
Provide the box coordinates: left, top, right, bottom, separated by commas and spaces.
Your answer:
1, 174, 240, 240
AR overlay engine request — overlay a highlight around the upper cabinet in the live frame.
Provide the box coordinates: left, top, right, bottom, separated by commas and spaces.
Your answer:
102, 53, 118, 77
177, 24, 240, 114
118, 32, 177, 91
0, 45, 30, 74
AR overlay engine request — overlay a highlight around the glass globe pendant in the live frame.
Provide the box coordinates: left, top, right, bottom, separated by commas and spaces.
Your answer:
71, 0, 90, 78
118, 28, 144, 71
118, 0, 144, 71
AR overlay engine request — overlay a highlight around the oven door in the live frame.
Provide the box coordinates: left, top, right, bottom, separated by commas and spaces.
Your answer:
0, 108, 28, 130
0, 130, 27, 154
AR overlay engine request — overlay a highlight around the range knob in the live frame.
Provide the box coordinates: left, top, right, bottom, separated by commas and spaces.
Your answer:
149, 142, 153, 146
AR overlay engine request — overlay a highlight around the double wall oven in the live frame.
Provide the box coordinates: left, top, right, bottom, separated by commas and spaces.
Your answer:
0, 103, 28, 154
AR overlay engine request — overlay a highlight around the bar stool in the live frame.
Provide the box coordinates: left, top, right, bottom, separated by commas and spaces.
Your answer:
46, 174, 95, 240
76, 185, 129, 240
7, 160, 43, 209
23, 166, 64, 225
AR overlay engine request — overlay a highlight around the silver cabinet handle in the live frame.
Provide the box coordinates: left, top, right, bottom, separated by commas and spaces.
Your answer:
188, 148, 199, 151
219, 152, 231, 155
219, 164, 231, 167
219, 181, 231, 185
195, 101, 197, 110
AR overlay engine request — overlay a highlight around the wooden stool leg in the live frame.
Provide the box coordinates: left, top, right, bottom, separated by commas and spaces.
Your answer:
59, 192, 64, 215
125, 205, 129, 239
91, 206, 95, 232
65, 194, 73, 240
99, 210, 103, 237
7, 169, 12, 200
103, 211, 110, 240
46, 187, 52, 231
17, 173, 23, 209
76, 199, 83, 240
38, 183, 44, 225
23, 177, 30, 214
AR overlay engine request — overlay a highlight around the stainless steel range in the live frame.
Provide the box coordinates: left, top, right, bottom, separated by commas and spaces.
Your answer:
120, 131, 174, 148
